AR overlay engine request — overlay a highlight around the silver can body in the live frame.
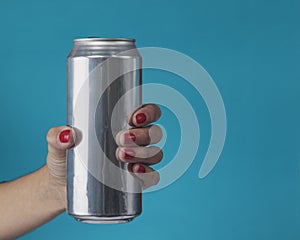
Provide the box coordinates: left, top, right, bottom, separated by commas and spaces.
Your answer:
66, 38, 142, 224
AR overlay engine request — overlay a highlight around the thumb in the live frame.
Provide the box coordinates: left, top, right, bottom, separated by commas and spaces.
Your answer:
46, 126, 75, 180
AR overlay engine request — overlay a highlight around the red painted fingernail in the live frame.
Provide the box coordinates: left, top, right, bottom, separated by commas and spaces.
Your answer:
124, 149, 135, 159
59, 130, 71, 143
137, 165, 146, 173
136, 113, 146, 124
124, 132, 136, 145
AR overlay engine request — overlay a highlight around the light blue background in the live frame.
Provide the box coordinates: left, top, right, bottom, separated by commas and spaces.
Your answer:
0, 0, 299, 239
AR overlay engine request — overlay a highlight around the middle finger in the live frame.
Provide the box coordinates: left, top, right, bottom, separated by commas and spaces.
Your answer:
116, 125, 162, 147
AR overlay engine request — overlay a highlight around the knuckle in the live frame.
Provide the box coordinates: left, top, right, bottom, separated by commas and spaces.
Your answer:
149, 147, 158, 158
155, 106, 162, 119
156, 150, 163, 163
151, 172, 160, 186
151, 104, 161, 118
144, 130, 151, 145
152, 124, 162, 134
144, 147, 151, 159
46, 128, 56, 142
157, 126, 163, 138
149, 125, 163, 143
150, 104, 161, 119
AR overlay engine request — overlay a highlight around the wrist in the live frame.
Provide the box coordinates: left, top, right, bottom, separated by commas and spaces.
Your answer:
42, 165, 67, 212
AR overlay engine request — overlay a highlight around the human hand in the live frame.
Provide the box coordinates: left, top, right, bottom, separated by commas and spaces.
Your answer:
115, 104, 162, 189
45, 104, 163, 208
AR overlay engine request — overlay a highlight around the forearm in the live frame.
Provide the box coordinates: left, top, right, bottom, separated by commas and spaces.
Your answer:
0, 166, 66, 240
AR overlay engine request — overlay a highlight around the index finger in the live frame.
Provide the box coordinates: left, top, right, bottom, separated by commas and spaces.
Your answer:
129, 104, 162, 127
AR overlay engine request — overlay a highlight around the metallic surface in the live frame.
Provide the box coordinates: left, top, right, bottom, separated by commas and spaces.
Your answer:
66, 38, 142, 224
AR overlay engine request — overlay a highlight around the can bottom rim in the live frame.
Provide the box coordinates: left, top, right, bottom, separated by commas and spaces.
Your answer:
71, 214, 136, 224
78, 218, 132, 224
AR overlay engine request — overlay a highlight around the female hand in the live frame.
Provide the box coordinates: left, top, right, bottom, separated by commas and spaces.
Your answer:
0, 104, 162, 240
46, 104, 163, 207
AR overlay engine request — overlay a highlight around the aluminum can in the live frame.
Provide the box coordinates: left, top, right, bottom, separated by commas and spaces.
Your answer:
66, 38, 142, 224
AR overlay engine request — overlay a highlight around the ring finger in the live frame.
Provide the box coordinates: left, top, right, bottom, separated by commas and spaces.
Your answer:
116, 146, 163, 165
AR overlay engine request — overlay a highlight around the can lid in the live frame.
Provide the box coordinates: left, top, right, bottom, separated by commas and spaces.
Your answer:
74, 37, 136, 43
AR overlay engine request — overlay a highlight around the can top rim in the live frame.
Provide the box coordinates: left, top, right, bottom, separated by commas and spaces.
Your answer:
74, 38, 136, 43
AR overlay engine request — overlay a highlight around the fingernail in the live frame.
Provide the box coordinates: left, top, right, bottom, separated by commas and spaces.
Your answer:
59, 130, 71, 143
124, 149, 135, 159
136, 113, 146, 124
137, 165, 146, 173
124, 132, 136, 145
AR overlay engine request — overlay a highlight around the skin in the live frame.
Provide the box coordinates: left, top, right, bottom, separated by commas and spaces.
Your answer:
0, 104, 162, 240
